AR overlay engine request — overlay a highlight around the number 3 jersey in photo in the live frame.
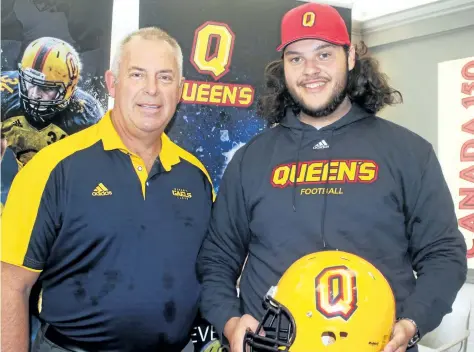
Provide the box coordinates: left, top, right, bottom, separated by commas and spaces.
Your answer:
1, 70, 104, 168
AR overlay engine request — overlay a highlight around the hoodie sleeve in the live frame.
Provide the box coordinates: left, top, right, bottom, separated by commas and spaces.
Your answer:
401, 145, 467, 337
196, 147, 251, 337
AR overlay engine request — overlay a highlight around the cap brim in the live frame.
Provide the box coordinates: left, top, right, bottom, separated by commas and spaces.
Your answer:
276, 36, 349, 52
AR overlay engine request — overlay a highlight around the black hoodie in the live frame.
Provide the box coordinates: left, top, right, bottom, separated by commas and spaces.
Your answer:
196, 104, 467, 341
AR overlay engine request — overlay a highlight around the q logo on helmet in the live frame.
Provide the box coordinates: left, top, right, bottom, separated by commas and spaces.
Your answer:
315, 265, 358, 320
66, 52, 78, 81
302, 11, 316, 27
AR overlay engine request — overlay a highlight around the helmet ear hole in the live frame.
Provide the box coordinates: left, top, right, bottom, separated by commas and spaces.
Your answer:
321, 331, 336, 346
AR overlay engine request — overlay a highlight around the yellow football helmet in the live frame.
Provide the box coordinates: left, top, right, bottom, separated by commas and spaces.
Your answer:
244, 251, 396, 352
18, 37, 81, 121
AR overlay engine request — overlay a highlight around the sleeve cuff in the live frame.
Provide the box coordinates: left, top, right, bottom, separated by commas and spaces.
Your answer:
209, 304, 242, 341
399, 303, 428, 338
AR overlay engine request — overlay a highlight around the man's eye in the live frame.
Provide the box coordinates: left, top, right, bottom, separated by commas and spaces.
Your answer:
319, 52, 331, 60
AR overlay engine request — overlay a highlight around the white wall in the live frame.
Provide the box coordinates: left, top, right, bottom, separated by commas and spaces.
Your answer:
368, 26, 474, 149
353, 0, 474, 150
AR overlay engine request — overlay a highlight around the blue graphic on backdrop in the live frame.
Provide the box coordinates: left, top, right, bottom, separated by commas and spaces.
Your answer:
168, 103, 265, 191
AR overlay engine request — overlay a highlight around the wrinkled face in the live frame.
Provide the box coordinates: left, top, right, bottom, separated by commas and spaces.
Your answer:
283, 39, 355, 118
106, 37, 183, 136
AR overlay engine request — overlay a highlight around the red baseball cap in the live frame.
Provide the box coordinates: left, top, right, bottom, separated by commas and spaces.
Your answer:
277, 2, 351, 52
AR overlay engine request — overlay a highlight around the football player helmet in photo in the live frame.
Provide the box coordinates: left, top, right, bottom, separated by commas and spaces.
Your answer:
18, 37, 81, 121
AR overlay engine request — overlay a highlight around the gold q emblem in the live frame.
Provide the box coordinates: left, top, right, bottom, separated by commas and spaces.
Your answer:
302, 11, 316, 27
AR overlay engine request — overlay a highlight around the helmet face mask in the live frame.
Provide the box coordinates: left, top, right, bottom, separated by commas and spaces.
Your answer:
18, 65, 69, 121
244, 290, 295, 352
17, 37, 80, 123
243, 251, 396, 352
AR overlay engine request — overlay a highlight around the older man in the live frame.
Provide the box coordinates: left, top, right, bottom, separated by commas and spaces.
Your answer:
2, 27, 214, 352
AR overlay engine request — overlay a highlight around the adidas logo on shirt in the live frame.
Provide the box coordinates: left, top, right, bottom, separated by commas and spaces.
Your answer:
92, 183, 112, 196
313, 140, 329, 150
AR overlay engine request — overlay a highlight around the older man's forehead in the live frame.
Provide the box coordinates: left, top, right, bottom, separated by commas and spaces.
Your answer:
125, 36, 174, 54
122, 39, 178, 69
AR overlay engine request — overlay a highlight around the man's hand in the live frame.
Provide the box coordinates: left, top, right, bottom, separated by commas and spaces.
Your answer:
383, 319, 417, 352
224, 314, 262, 352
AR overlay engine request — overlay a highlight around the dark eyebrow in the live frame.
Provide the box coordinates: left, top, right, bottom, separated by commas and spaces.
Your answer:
284, 43, 337, 56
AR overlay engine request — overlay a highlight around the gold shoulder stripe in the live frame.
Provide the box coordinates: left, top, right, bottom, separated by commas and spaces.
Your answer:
171, 144, 216, 201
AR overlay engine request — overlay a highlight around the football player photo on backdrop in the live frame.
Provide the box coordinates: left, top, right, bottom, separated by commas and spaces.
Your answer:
1, 0, 112, 206
1, 36, 104, 168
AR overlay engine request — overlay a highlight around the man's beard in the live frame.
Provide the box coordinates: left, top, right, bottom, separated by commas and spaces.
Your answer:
288, 75, 348, 118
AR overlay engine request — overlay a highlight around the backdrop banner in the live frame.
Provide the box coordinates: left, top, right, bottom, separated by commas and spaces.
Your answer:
438, 56, 474, 271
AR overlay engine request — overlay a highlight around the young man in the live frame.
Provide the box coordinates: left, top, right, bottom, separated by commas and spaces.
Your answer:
196, 3, 467, 352
2, 27, 214, 352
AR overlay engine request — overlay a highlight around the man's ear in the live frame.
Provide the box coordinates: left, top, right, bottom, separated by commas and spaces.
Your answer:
348, 45, 356, 71
105, 70, 117, 98
177, 76, 185, 104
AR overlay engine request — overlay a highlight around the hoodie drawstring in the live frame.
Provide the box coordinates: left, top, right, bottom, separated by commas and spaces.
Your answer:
291, 127, 334, 249
292, 130, 305, 212
319, 130, 335, 249
282, 105, 371, 250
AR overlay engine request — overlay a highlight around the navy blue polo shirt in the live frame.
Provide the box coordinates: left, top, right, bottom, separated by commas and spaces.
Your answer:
2, 111, 214, 351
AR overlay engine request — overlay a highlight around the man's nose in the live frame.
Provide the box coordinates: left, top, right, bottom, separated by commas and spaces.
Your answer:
29, 86, 44, 99
303, 58, 322, 76
145, 77, 159, 96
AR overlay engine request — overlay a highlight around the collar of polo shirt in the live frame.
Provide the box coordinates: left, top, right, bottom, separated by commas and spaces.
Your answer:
98, 110, 181, 172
